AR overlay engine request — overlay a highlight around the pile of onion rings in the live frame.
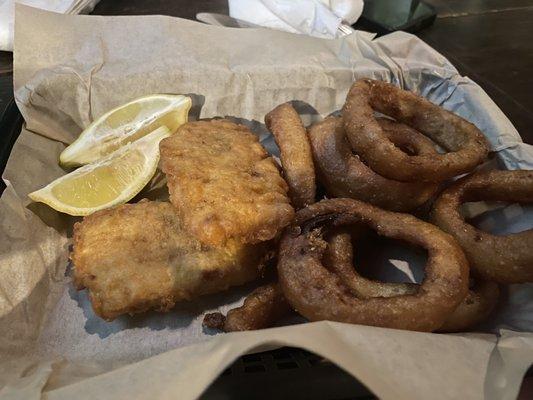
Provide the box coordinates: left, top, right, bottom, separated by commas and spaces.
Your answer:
309, 116, 439, 212
203, 79, 532, 334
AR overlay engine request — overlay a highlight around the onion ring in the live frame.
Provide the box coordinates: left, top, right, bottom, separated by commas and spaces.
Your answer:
309, 116, 439, 212
201, 226, 373, 332
432, 169, 533, 283
203, 226, 362, 332
438, 280, 500, 332
277, 198, 469, 332
324, 229, 499, 332
323, 229, 418, 298
203, 282, 291, 332
265, 103, 316, 208
342, 79, 489, 182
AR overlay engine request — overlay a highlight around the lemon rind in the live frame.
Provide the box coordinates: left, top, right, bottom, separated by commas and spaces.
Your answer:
30, 126, 171, 216
59, 94, 191, 168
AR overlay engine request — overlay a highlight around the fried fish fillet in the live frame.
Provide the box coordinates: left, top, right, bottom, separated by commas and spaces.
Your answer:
72, 200, 271, 320
160, 120, 294, 246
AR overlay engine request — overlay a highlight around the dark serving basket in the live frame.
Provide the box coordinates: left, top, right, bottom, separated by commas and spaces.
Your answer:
2, 98, 531, 400
0, 99, 375, 399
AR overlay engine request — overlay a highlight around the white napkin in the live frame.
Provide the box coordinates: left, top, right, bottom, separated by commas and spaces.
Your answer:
0, 0, 99, 51
228, 0, 364, 38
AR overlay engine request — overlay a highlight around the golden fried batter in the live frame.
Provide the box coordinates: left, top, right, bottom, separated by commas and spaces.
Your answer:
160, 120, 294, 246
72, 201, 271, 320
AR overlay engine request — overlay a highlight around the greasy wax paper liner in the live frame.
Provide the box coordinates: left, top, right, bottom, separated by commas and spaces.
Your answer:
0, 5, 532, 400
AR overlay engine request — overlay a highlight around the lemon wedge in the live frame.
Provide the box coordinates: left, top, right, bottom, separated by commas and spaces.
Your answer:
29, 126, 171, 216
59, 94, 191, 167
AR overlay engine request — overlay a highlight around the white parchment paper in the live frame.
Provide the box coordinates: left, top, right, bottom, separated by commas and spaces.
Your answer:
0, 5, 532, 400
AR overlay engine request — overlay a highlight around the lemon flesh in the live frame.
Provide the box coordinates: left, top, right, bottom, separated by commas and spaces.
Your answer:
30, 126, 171, 216
60, 94, 191, 167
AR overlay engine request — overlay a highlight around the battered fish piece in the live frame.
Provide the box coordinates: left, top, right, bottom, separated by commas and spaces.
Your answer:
160, 120, 294, 246
72, 200, 271, 320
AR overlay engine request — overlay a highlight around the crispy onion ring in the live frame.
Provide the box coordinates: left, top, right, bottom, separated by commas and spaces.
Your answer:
265, 103, 316, 208
342, 79, 489, 182
324, 230, 498, 332
277, 198, 469, 332
309, 116, 439, 212
432, 169, 533, 283
323, 229, 418, 298
438, 280, 499, 332
203, 282, 291, 332
202, 226, 363, 332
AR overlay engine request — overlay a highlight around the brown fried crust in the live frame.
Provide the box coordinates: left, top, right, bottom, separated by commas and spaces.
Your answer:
277, 198, 469, 332
342, 79, 489, 182
160, 119, 294, 246
438, 281, 500, 332
72, 200, 272, 320
203, 282, 291, 332
202, 226, 366, 333
309, 116, 439, 212
265, 103, 316, 209
323, 229, 418, 298
202, 312, 227, 330
324, 230, 498, 332
432, 169, 533, 283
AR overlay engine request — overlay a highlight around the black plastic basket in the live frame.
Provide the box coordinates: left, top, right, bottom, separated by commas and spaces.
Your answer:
201, 346, 374, 399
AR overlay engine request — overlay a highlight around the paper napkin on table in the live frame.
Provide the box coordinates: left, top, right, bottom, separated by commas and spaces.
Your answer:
228, 0, 364, 38
0, 0, 100, 51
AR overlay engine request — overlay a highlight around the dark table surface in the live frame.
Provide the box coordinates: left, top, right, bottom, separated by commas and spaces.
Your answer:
0, 2, 532, 398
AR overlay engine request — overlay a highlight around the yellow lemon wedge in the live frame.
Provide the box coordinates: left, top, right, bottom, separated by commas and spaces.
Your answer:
29, 126, 171, 216
59, 94, 191, 167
